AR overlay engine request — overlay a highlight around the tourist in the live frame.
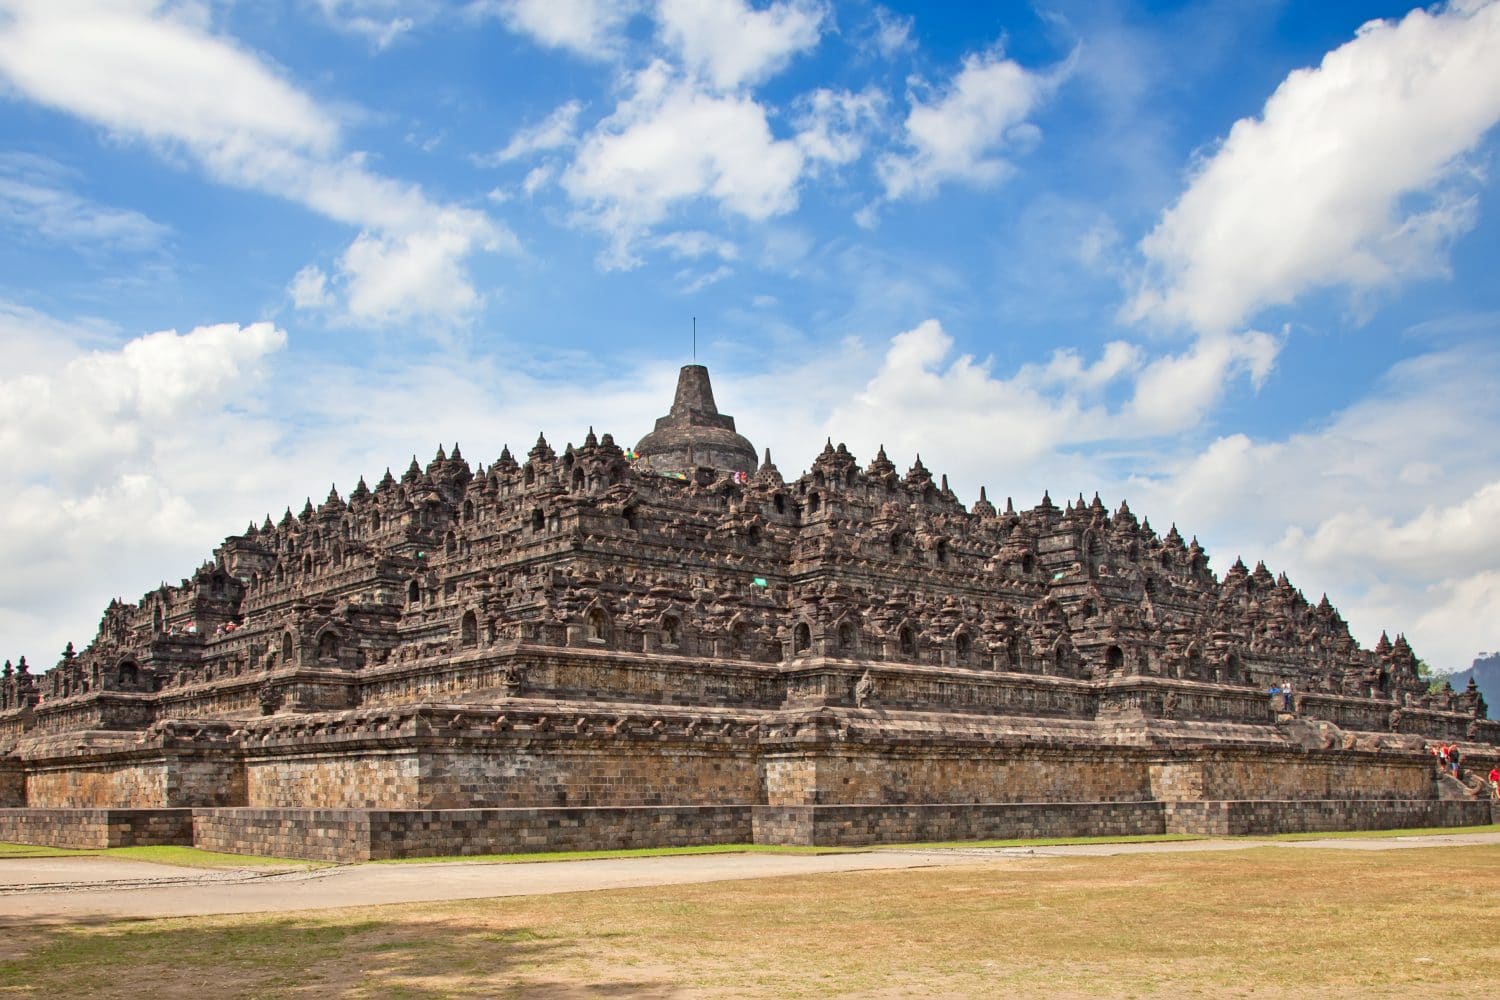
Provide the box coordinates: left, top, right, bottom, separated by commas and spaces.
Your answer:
1488, 765, 1500, 799
1448, 744, 1461, 780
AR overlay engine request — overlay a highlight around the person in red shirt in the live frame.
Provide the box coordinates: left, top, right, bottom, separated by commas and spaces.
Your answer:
1488, 766, 1500, 800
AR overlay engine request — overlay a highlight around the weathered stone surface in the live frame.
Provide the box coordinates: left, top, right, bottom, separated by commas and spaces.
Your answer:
1, 364, 1496, 860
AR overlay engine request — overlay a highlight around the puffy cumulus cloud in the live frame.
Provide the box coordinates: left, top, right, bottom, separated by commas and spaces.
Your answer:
562, 61, 804, 266
0, 307, 690, 664
478, 0, 643, 60
1129, 1, 1500, 335
335, 214, 503, 325
0, 0, 510, 327
1124, 330, 1280, 434
794, 86, 886, 169
0, 314, 289, 664
655, 0, 827, 91
1125, 339, 1500, 670
0, 321, 286, 489
877, 45, 1054, 201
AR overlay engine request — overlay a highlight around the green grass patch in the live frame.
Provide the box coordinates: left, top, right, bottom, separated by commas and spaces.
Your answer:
1261, 823, 1499, 841
0, 841, 97, 859
374, 842, 860, 864
3, 843, 1497, 998
101, 845, 326, 870
0, 841, 323, 869
870, 832, 1209, 850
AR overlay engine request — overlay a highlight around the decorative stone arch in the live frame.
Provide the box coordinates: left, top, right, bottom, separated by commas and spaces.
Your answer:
835, 617, 858, 655
585, 605, 611, 644
315, 628, 340, 662
1105, 644, 1126, 675
897, 622, 918, 659
524, 465, 536, 487
1021, 552, 1036, 574
1051, 641, 1071, 677
462, 499, 475, 523
1185, 641, 1203, 679
659, 611, 682, 649
444, 530, 457, 556
408, 580, 421, 605
1223, 650, 1241, 683
935, 538, 950, 565
954, 629, 974, 665
793, 620, 813, 655
729, 616, 754, 656
459, 609, 479, 647
152, 604, 164, 633
531, 508, 546, 533
889, 529, 907, 555
773, 493, 787, 515
116, 658, 140, 688
571, 466, 586, 492
807, 491, 821, 515
370, 509, 382, 532
209, 572, 228, 599
302, 554, 313, 576
281, 631, 295, 665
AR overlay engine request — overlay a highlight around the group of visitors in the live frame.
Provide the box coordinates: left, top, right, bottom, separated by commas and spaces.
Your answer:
1430, 743, 1500, 799
1433, 742, 1462, 779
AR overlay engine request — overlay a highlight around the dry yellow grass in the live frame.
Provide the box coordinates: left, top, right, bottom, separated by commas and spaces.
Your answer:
2, 845, 1497, 998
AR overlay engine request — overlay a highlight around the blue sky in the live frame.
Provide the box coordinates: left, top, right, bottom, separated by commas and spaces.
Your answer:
3, 0, 1500, 673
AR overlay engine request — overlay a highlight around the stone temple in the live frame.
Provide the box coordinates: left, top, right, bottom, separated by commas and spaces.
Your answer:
1, 365, 1495, 861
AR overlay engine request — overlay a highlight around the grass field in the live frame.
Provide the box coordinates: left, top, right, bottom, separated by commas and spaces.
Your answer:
1, 842, 1496, 998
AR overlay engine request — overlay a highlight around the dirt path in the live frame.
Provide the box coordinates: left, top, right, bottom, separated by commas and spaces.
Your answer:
3, 831, 1497, 924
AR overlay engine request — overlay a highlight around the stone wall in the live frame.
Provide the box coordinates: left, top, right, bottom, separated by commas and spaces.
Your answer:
1164, 798, 1492, 836
762, 746, 1153, 806
0, 759, 22, 807
245, 750, 421, 808
419, 745, 761, 809
26, 761, 171, 808
753, 801, 1167, 846
0, 808, 192, 849
194, 805, 755, 862
25, 754, 244, 809
1193, 751, 1432, 801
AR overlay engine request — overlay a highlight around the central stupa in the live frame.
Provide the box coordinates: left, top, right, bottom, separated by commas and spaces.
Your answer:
633, 364, 758, 480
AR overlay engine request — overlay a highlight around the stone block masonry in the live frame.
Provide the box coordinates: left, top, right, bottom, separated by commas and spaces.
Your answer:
3, 363, 1497, 859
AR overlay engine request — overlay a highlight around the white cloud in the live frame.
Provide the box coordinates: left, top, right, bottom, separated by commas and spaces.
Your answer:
877, 45, 1053, 201
480, 0, 642, 60
652, 229, 738, 261
1124, 330, 1280, 434
868, 5, 914, 59
1128, 0, 1500, 335
288, 264, 334, 310
0, 155, 167, 251
1126, 339, 1500, 670
522, 163, 555, 196
481, 100, 584, 164
794, 86, 886, 168
311, 0, 428, 49
655, 0, 827, 91
562, 60, 804, 266
0, 1, 509, 327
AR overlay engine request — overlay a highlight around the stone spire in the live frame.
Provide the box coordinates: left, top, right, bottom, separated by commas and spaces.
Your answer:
633, 365, 757, 479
